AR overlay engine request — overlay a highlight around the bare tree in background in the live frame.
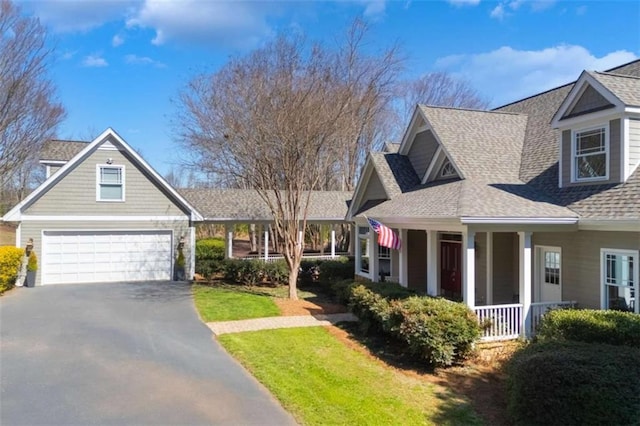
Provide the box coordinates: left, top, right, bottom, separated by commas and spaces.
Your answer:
176, 26, 404, 298
0, 0, 65, 211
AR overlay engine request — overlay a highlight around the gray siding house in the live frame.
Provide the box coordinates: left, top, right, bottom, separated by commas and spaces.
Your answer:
348, 60, 640, 340
3, 128, 202, 286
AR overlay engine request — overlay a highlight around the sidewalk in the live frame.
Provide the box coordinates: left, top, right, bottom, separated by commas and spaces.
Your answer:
207, 313, 358, 335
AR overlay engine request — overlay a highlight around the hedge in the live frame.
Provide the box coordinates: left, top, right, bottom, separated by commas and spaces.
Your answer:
195, 238, 225, 278
0, 246, 23, 294
537, 309, 640, 348
220, 259, 289, 286
341, 281, 480, 367
507, 341, 640, 425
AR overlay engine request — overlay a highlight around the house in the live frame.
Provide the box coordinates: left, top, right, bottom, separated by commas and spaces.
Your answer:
347, 60, 640, 340
2, 128, 203, 286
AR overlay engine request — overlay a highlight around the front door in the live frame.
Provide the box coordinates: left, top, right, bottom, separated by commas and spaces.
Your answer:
440, 241, 461, 299
537, 247, 562, 302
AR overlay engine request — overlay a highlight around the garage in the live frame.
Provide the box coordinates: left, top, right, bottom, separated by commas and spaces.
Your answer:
42, 230, 173, 285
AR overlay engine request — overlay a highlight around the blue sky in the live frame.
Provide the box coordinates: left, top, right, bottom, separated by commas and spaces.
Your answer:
18, 0, 640, 176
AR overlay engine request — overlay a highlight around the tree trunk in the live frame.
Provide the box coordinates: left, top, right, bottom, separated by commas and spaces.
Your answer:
250, 224, 257, 252
288, 266, 299, 300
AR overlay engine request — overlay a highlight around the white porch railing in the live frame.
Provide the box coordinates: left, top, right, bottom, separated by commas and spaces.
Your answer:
474, 304, 523, 342
239, 253, 348, 262
531, 301, 577, 333
474, 301, 577, 341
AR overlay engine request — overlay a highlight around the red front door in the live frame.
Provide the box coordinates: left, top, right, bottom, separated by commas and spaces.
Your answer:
440, 241, 462, 299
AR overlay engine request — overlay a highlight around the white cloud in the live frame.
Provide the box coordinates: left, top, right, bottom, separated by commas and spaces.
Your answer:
434, 45, 639, 106
124, 54, 166, 68
82, 54, 108, 68
362, 0, 386, 17
60, 50, 77, 60
127, 0, 275, 48
447, 0, 481, 6
23, 1, 134, 33
112, 34, 125, 47
490, 0, 556, 19
490, 4, 506, 19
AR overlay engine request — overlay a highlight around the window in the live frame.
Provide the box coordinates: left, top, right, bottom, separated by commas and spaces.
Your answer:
602, 249, 638, 313
97, 165, 124, 201
378, 244, 391, 277
544, 251, 561, 285
440, 161, 457, 178
573, 126, 607, 181
358, 226, 369, 274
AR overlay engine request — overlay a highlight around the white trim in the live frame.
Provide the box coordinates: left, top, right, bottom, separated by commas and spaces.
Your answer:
623, 117, 630, 180
461, 217, 578, 225
570, 124, 609, 183
15, 223, 21, 247
534, 245, 562, 303
421, 137, 464, 184
96, 164, 126, 202
41, 228, 174, 286
600, 248, 639, 314
399, 228, 408, 287
189, 226, 196, 280
427, 230, 438, 296
39, 160, 67, 165
330, 229, 336, 258
346, 158, 385, 221
558, 133, 563, 188
398, 107, 428, 155
2, 128, 203, 222
626, 107, 640, 114
21, 215, 188, 222
556, 107, 625, 129
462, 230, 476, 308
422, 146, 442, 184
579, 220, 640, 232
486, 231, 493, 305
518, 232, 533, 338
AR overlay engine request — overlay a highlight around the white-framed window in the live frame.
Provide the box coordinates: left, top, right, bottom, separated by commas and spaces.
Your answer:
544, 250, 561, 285
357, 226, 370, 275
440, 160, 457, 178
601, 249, 638, 313
97, 165, 125, 201
572, 125, 608, 182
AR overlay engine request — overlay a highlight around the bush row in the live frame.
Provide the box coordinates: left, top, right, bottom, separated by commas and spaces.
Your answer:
221, 259, 290, 286
537, 308, 640, 347
507, 341, 640, 425
195, 238, 225, 277
299, 257, 354, 286
0, 246, 24, 294
333, 280, 480, 367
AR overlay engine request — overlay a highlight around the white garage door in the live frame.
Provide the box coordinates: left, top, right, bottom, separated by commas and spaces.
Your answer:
42, 230, 173, 285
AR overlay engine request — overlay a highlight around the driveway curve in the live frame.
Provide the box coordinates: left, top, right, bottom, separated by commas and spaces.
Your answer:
0, 282, 296, 426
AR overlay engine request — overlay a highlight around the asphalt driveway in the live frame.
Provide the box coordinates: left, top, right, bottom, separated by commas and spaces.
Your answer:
0, 282, 296, 425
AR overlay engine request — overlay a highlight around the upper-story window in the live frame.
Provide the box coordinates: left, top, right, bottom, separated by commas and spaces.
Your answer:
97, 165, 125, 201
573, 126, 608, 182
440, 160, 457, 178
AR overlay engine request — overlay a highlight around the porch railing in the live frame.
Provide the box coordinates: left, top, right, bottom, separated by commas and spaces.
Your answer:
531, 301, 577, 333
239, 253, 348, 262
473, 303, 523, 342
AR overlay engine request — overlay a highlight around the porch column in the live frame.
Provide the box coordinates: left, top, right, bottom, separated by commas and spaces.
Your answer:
189, 226, 196, 280
264, 228, 269, 260
426, 230, 438, 296
371, 230, 379, 282
257, 224, 262, 258
330, 229, 336, 258
486, 232, 493, 305
225, 224, 234, 259
399, 228, 408, 287
463, 230, 476, 308
519, 231, 533, 338
15, 223, 21, 247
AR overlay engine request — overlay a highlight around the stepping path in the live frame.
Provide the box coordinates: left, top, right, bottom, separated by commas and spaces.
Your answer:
207, 313, 358, 335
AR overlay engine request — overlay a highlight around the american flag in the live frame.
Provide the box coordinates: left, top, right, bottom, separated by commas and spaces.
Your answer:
367, 217, 401, 250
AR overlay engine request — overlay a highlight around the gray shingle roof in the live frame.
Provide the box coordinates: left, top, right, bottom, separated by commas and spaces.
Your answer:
355, 60, 640, 222
180, 189, 351, 222
589, 71, 640, 107
40, 140, 89, 162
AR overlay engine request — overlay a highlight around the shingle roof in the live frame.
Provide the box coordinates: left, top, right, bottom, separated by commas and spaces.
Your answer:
180, 189, 352, 222
369, 152, 420, 198
40, 140, 89, 162
589, 71, 640, 107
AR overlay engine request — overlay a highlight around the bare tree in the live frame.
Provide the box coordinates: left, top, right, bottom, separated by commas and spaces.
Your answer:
0, 0, 65, 182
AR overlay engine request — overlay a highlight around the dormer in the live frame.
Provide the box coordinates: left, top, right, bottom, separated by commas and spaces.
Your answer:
39, 140, 89, 178
552, 71, 640, 187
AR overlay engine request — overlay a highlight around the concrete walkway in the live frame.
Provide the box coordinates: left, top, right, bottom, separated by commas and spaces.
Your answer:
208, 313, 358, 335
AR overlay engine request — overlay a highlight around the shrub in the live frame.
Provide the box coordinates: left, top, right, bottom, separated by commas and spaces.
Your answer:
27, 251, 37, 271
348, 285, 392, 333
387, 296, 480, 366
0, 246, 23, 294
318, 257, 354, 285
263, 260, 289, 284
195, 238, 225, 277
298, 259, 322, 286
220, 259, 289, 286
330, 279, 356, 305
537, 309, 640, 348
507, 341, 640, 425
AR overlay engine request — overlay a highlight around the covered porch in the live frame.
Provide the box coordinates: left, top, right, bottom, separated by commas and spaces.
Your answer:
354, 220, 578, 341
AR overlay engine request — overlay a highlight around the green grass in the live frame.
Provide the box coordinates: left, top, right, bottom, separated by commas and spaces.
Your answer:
193, 284, 280, 321
219, 327, 481, 426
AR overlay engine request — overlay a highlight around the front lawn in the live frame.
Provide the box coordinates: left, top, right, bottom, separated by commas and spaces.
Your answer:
219, 327, 481, 426
193, 284, 280, 321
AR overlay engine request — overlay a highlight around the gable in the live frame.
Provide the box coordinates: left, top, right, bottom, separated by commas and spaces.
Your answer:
407, 130, 439, 179
361, 168, 387, 204
23, 142, 189, 216
562, 84, 614, 119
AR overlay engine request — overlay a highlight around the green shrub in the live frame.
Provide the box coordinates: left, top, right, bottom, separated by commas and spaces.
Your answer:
507, 341, 640, 425
318, 257, 354, 285
387, 296, 480, 366
195, 238, 225, 277
348, 285, 392, 333
537, 309, 640, 348
263, 260, 289, 284
220, 259, 289, 286
330, 279, 356, 305
27, 251, 37, 271
361, 281, 416, 300
0, 246, 23, 294
299, 259, 322, 286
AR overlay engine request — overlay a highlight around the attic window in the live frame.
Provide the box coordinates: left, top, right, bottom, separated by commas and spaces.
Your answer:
573, 126, 608, 182
440, 161, 456, 178
97, 165, 125, 201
